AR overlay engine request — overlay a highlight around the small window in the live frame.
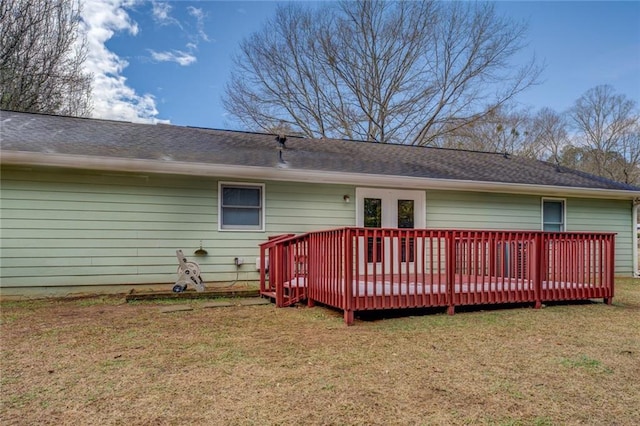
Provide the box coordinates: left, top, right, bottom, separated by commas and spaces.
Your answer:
542, 199, 565, 231
219, 183, 264, 231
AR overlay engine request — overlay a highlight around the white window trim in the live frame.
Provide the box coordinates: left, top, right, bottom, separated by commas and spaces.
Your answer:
218, 181, 266, 232
541, 197, 566, 232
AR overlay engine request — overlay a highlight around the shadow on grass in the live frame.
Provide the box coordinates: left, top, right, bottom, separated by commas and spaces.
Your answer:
345, 299, 603, 323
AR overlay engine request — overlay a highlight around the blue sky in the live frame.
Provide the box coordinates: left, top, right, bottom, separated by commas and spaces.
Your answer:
81, 1, 640, 129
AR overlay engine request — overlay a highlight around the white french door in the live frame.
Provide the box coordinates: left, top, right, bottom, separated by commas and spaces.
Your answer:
355, 188, 426, 274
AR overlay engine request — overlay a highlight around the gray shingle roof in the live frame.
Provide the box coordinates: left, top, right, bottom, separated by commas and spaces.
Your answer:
1, 109, 638, 192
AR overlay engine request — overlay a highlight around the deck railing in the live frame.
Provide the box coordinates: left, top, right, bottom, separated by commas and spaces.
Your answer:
260, 228, 616, 325
259, 233, 307, 307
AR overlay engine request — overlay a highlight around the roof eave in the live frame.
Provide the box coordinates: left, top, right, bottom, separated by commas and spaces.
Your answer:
3, 151, 639, 200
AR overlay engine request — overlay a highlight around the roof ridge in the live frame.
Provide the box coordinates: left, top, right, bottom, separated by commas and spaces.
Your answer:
186, 125, 308, 139
0, 110, 518, 157
0, 108, 133, 124
537, 158, 640, 191
277, 133, 511, 157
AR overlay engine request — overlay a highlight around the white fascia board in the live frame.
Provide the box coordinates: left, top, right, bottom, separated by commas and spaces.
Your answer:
3, 150, 639, 200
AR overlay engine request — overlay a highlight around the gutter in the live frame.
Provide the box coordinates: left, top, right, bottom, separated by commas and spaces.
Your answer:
2, 150, 640, 200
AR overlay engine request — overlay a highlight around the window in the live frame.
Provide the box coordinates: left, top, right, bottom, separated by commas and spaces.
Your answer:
542, 198, 565, 231
219, 183, 264, 231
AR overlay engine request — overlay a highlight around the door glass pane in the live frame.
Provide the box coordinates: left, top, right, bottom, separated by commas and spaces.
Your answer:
367, 237, 382, 263
364, 198, 382, 228
400, 238, 415, 263
364, 198, 382, 263
398, 200, 415, 262
397, 199, 414, 229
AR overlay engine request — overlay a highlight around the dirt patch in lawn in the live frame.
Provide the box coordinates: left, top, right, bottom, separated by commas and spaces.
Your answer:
2, 280, 640, 425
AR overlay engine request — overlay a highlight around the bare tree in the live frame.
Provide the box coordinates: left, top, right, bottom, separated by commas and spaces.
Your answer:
224, 0, 541, 145
433, 104, 571, 161
528, 107, 570, 163
569, 85, 640, 185
410, 2, 541, 146
429, 105, 572, 165
0, 0, 92, 116
434, 105, 534, 154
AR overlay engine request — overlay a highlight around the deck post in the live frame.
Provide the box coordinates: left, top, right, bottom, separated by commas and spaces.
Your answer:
305, 234, 313, 307
344, 309, 354, 325
534, 233, 544, 309
274, 244, 284, 308
343, 228, 354, 323
259, 244, 267, 294
446, 231, 456, 315
605, 234, 615, 305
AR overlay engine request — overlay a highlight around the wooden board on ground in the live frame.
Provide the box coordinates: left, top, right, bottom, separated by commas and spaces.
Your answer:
159, 305, 194, 313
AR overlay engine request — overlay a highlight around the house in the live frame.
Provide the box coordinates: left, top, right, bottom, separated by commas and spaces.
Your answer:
1, 109, 639, 298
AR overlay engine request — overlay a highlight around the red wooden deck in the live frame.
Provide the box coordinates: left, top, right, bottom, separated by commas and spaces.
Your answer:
260, 228, 615, 325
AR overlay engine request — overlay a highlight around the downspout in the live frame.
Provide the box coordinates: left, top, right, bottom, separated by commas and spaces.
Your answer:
634, 199, 640, 278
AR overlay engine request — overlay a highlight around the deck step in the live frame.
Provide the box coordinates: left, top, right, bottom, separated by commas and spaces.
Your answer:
259, 290, 305, 307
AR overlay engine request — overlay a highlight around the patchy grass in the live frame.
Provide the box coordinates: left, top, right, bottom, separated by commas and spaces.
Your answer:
559, 354, 613, 374
1, 278, 639, 425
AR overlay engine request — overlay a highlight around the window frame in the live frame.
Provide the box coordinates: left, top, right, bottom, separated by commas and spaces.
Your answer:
218, 182, 265, 232
541, 197, 566, 232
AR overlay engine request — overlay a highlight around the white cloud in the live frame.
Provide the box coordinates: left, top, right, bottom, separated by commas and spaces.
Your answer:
80, 0, 166, 124
145, 3, 207, 67
149, 49, 197, 66
187, 6, 210, 42
151, 1, 182, 28
151, 1, 170, 21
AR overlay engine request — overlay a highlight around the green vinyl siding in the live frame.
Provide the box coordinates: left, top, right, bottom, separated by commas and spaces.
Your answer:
566, 198, 633, 275
1, 168, 215, 294
265, 182, 354, 233
425, 190, 634, 275
0, 167, 354, 296
1, 165, 634, 297
425, 191, 540, 230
